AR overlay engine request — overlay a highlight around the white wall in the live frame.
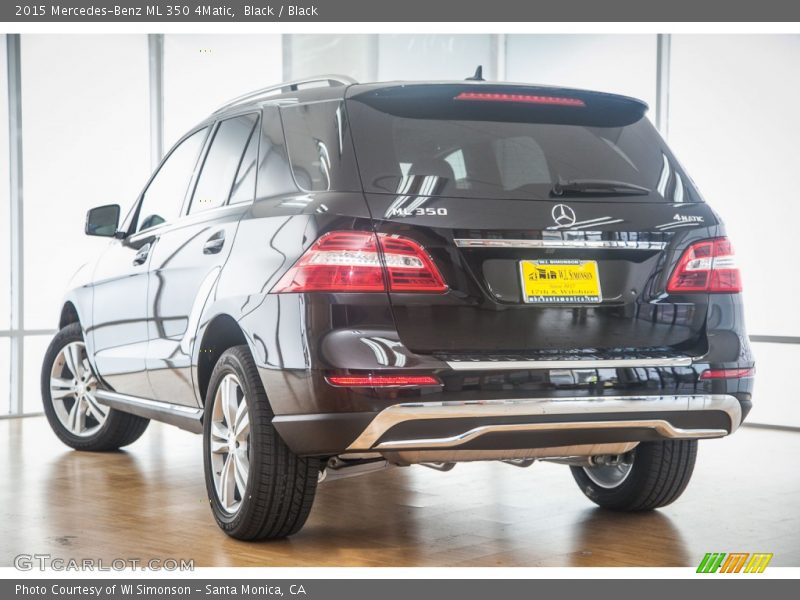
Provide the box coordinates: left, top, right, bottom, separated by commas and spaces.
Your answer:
18, 35, 151, 414
378, 35, 494, 80
0, 35, 9, 334
285, 34, 375, 82
163, 34, 282, 148
20, 35, 151, 332
506, 35, 658, 110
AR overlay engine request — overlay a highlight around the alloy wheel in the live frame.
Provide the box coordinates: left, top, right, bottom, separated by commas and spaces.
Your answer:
582, 460, 634, 489
49, 341, 108, 437
209, 373, 251, 514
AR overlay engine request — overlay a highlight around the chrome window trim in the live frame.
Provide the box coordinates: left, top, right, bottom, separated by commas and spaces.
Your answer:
445, 356, 693, 371
346, 393, 741, 451
454, 239, 667, 250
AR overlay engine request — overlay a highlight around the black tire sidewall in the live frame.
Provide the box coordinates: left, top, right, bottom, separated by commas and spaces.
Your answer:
570, 439, 697, 511
41, 323, 113, 448
202, 348, 267, 533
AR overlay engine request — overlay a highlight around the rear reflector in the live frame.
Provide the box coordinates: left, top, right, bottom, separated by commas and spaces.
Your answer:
272, 231, 447, 293
667, 237, 742, 293
326, 375, 442, 387
700, 368, 755, 380
454, 92, 586, 107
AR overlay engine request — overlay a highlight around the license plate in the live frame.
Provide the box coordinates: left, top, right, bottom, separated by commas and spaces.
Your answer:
519, 259, 602, 304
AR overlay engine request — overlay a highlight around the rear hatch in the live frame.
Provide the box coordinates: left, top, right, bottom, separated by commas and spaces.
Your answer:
345, 83, 719, 357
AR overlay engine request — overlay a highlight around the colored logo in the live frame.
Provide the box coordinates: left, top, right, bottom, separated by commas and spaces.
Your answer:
697, 552, 773, 573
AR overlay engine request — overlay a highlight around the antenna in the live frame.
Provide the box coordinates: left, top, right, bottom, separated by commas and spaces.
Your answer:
466, 66, 485, 81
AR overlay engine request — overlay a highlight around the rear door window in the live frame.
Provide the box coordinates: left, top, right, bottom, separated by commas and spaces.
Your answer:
189, 114, 259, 214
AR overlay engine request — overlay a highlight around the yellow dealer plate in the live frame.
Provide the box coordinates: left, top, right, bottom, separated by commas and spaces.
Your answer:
520, 259, 602, 304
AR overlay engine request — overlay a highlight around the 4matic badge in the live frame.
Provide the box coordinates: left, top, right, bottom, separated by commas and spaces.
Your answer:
673, 213, 704, 223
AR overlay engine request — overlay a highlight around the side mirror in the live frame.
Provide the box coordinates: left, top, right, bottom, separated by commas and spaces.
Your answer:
85, 204, 121, 237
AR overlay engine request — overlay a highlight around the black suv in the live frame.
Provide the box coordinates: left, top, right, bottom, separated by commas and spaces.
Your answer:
42, 76, 754, 540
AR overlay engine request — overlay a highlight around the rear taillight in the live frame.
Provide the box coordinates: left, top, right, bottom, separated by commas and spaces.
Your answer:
667, 237, 742, 293
272, 231, 447, 293
326, 375, 442, 387
700, 368, 755, 380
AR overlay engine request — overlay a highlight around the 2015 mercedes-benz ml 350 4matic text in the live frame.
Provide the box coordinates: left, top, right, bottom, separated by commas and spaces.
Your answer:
42, 76, 754, 540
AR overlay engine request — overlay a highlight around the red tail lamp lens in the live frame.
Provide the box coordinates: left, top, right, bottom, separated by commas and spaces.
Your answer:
272, 231, 447, 293
667, 237, 742, 293
326, 375, 442, 387
454, 92, 586, 107
700, 368, 755, 380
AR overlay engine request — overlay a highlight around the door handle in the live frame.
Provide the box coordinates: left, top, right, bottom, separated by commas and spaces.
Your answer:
133, 243, 151, 266
203, 231, 225, 255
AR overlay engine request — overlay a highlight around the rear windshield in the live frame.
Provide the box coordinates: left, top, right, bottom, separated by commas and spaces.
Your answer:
346, 84, 699, 203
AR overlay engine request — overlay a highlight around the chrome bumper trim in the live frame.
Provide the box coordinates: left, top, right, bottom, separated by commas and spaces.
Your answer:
346, 394, 741, 451
454, 239, 667, 250
445, 356, 693, 371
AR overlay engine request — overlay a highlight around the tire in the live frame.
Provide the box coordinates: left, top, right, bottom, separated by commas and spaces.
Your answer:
41, 322, 150, 451
203, 345, 320, 540
570, 439, 698, 511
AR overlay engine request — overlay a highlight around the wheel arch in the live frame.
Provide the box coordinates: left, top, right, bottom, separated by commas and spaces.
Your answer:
195, 313, 257, 406
59, 301, 81, 329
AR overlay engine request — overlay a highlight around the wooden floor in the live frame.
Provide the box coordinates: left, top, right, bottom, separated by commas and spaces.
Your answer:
1, 416, 799, 567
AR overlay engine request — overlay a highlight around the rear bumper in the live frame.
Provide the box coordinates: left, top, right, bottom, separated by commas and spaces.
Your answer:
273, 393, 743, 457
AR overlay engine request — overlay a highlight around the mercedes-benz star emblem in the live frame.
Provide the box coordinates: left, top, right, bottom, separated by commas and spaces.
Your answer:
551, 204, 576, 227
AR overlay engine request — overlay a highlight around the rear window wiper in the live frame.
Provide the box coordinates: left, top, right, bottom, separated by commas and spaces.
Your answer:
552, 178, 651, 197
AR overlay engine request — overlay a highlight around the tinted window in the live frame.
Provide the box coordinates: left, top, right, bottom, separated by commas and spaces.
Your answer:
190, 114, 258, 214
256, 107, 296, 201
280, 100, 361, 192
229, 121, 259, 205
136, 128, 208, 232
346, 84, 699, 203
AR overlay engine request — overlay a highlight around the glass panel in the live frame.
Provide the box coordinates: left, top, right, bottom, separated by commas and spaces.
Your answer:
286, 34, 375, 82
748, 342, 800, 428
23, 335, 50, 415
670, 35, 800, 338
163, 34, 282, 148
378, 35, 493, 80
281, 101, 361, 192
189, 115, 257, 214
0, 339, 9, 415
137, 128, 208, 231
347, 86, 687, 201
229, 123, 259, 205
21, 35, 150, 330
0, 36, 9, 330
506, 35, 658, 114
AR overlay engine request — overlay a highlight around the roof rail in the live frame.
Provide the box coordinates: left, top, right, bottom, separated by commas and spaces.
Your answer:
213, 75, 357, 114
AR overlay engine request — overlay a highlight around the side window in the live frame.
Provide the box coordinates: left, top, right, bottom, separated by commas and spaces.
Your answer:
255, 107, 297, 201
280, 100, 360, 192
189, 114, 258, 214
229, 120, 259, 205
136, 127, 208, 232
